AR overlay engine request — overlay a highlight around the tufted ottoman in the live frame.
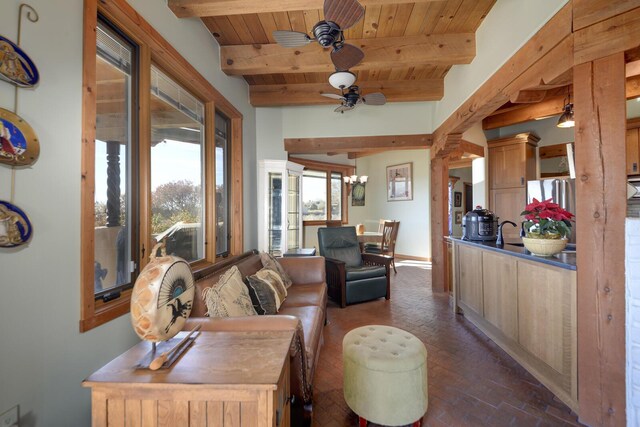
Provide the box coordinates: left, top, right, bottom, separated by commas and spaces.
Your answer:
343, 325, 428, 426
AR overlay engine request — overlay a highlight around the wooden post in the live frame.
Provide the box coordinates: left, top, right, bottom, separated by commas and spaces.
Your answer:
574, 53, 626, 427
430, 154, 449, 293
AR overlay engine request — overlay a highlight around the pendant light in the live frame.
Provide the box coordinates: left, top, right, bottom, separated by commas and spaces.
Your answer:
557, 87, 574, 128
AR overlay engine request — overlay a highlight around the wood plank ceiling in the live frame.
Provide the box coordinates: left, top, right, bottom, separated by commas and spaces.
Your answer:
169, 0, 496, 106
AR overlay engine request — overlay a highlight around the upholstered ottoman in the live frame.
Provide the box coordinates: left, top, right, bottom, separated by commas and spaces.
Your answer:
343, 325, 428, 427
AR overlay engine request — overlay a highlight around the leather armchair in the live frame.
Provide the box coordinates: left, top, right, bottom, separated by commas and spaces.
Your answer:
317, 226, 391, 308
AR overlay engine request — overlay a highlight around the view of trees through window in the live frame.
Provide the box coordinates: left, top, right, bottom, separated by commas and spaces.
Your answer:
302, 169, 342, 221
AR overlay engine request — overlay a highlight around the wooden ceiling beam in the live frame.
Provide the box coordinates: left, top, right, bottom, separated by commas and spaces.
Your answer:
170, 0, 446, 18
221, 34, 475, 76
482, 95, 566, 130
285, 134, 432, 154
250, 79, 443, 106
510, 90, 548, 104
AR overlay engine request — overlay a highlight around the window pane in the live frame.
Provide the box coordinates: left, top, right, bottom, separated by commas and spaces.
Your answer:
215, 112, 230, 257
150, 66, 204, 262
331, 172, 342, 220
94, 22, 134, 295
302, 170, 327, 221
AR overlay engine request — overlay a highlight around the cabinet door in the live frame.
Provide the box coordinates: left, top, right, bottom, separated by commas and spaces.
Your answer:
489, 144, 526, 189
482, 251, 518, 340
490, 188, 526, 240
457, 244, 483, 316
627, 128, 639, 175
517, 261, 576, 376
287, 173, 301, 251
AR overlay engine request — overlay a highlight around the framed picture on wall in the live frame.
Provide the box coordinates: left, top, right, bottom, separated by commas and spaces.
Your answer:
387, 162, 413, 201
454, 191, 462, 207
455, 211, 462, 225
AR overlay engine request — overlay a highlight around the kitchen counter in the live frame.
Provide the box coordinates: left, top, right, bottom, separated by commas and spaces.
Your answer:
448, 236, 576, 271
449, 237, 577, 412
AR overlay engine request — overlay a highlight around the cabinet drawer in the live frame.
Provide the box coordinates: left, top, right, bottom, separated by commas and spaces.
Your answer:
274, 357, 291, 427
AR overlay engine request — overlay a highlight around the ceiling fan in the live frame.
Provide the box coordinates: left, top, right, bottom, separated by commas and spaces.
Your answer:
272, 0, 365, 71
322, 85, 387, 113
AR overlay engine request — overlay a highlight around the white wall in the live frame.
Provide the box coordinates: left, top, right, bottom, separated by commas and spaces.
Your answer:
462, 123, 489, 209
0, 1, 255, 426
626, 218, 640, 426
432, 0, 569, 130
256, 108, 285, 161
282, 102, 434, 138
347, 149, 431, 259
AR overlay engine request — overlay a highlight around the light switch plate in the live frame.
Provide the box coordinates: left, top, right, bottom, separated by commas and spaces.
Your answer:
0, 405, 19, 427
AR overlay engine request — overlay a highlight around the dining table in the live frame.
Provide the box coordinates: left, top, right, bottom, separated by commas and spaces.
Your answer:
356, 231, 383, 252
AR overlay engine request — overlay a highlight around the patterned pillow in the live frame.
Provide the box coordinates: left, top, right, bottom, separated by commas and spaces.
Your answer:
260, 252, 293, 289
202, 266, 257, 318
245, 275, 278, 315
256, 268, 287, 307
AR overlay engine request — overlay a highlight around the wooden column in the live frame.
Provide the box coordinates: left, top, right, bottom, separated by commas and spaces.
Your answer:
430, 154, 449, 293
574, 53, 626, 427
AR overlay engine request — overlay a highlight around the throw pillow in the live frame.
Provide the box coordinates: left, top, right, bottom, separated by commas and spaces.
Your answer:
245, 275, 278, 315
260, 252, 293, 289
202, 266, 257, 318
256, 268, 287, 307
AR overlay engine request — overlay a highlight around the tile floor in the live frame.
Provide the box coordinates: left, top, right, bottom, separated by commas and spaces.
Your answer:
311, 260, 582, 427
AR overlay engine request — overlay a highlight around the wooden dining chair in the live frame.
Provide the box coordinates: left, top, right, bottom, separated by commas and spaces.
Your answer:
365, 221, 400, 273
326, 220, 342, 227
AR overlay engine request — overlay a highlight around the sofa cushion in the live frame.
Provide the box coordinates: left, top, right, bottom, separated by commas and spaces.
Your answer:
280, 282, 327, 310
203, 266, 257, 318
255, 268, 287, 306
345, 265, 387, 281
260, 252, 293, 288
278, 305, 324, 381
245, 275, 278, 315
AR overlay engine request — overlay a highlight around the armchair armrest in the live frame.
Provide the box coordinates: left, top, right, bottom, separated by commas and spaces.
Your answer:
324, 257, 347, 308
362, 253, 393, 268
278, 256, 326, 286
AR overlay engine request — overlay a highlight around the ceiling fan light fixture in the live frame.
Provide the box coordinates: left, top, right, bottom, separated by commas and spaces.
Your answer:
557, 103, 575, 128
329, 71, 356, 89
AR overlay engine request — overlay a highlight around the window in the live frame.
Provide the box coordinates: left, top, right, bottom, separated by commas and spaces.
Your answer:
150, 66, 205, 263
93, 19, 137, 299
291, 157, 353, 225
302, 170, 328, 220
215, 112, 231, 257
81, 0, 244, 332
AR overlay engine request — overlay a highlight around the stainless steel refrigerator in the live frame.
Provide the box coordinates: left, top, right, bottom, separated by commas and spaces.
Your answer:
527, 178, 577, 244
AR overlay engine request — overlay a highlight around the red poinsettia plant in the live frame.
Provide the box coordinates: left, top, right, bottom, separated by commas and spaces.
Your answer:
521, 198, 574, 239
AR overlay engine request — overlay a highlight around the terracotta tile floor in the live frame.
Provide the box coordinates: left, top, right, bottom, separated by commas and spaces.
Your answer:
311, 260, 582, 427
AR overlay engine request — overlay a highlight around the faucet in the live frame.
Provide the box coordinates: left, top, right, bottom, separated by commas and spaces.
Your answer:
496, 220, 517, 246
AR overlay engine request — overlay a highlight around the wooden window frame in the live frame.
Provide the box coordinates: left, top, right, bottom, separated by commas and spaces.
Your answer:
81, 0, 243, 332
289, 157, 354, 226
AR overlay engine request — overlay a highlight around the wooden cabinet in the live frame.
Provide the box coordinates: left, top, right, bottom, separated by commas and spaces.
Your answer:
627, 127, 640, 175
518, 261, 576, 376
451, 241, 577, 412
488, 133, 538, 231
456, 243, 483, 317
490, 188, 526, 240
258, 160, 304, 256
83, 331, 294, 427
482, 251, 518, 341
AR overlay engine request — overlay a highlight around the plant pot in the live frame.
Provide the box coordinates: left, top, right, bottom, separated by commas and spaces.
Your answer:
522, 236, 568, 256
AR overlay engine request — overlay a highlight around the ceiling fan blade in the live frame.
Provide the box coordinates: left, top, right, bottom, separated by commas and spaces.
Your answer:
321, 93, 345, 100
273, 30, 312, 48
334, 104, 354, 113
362, 92, 386, 106
324, 0, 365, 30
331, 43, 365, 71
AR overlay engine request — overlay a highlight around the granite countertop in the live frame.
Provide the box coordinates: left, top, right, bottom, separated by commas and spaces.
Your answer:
448, 236, 576, 271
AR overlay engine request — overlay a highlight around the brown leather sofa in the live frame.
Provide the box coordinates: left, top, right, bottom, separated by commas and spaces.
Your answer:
183, 250, 327, 420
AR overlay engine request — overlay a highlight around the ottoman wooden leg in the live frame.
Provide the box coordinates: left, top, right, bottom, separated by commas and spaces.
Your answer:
358, 416, 367, 426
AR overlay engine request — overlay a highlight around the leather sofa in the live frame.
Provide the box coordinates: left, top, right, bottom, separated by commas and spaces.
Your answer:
184, 250, 327, 418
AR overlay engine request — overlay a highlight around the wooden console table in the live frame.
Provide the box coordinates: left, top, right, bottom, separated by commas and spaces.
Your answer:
83, 330, 294, 427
